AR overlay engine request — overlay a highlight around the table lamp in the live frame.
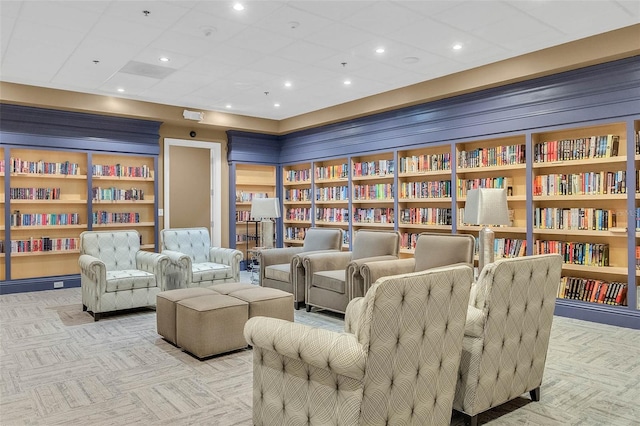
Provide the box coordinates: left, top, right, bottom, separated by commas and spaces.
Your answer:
463, 188, 509, 273
250, 197, 281, 248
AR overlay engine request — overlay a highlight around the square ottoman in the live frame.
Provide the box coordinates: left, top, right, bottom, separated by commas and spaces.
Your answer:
228, 286, 294, 322
157, 287, 217, 345
176, 294, 249, 359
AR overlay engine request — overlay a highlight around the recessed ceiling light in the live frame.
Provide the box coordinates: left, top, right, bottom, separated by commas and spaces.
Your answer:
274, 103, 280, 107
375, 47, 385, 54
233, 3, 244, 11
159, 57, 170, 62
225, 104, 232, 109
284, 81, 292, 88
402, 56, 419, 64
117, 88, 125, 93
453, 43, 463, 50
343, 80, 351, 86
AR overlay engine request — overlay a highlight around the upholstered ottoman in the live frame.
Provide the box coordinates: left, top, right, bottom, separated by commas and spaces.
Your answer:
157, 287, 216, 345
176, 294, 249, 359
228, 286, 294, 321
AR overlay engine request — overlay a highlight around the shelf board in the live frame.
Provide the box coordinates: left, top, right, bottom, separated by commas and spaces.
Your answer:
458, 195, 526, 202
283, 200, 312, 205
532, 156, 627, 169
92, 222, 154, 228
399, 197, 452, 203
398, 170, 452, 178
92, 175, 154, 182
400, 248, 415, 255
10, 249, 80, 257
315, 178, 348, 184
533, 228, 629, 237
352, 198, 394, 204
456, 163, 526, 174
315, 221, 349, 226
9, 173, 87, 180
283, 219, 311, 224
314, 200, 349, 205
283, 180, 311, 187
140, 244, 155, 250
351, 174, 394, 182
10, 199, 87, 204
532, 194, 627, 201
398, 224, 452, 231
352, 222, 395, 228
93, 199, 154, 204
283, 239, 304, 245
457, 225, 526, 233
12, 224, 86, 230
561, 263, 628, 276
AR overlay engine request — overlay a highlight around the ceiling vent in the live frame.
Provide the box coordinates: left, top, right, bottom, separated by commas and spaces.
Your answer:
119, 61, 176, 79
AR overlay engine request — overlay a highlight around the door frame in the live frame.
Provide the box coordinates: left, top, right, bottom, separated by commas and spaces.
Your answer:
163, 138, 222, 247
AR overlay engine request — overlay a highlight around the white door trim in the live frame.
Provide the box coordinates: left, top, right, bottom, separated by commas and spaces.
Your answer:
163, 138, 222, 247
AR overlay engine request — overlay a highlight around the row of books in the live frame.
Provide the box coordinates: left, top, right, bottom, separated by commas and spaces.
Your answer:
92, 187, 144, 201
352, 160, 395, 177
235, 211, 253, 222
398, 181, 452, 199
315, 186, 349, 201
533, 207, 617, 231
637, 208, 640, 231
353, 183, 394, 200
285, 169, 311, 183
284, 227, 306, 241
399, 207, 452, 226
284, 188, 311, 202
353, 208, 394, 224
636, 246, 640, 270
10, 212, 80, 227
316, 164, 348, 180
533, 135, 619, 163
9, 237, 79, 253
235, 191, 269, 202
92, 211, 140, 224
316, 208, 349, 223
493, 238, 527, 259
284, 207, 311, 221
533, 171, 626, 196
457, 144, 526, 169
534, 240, 609, 267
457, 177, 512, 197
398, 153, 451, 173
92, 164, 152, 178
8, 158, 80, 175
9, 187, 61, 200
558, 276, 627, 306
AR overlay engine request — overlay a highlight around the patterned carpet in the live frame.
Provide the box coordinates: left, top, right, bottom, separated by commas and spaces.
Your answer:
1, 275, 638, 425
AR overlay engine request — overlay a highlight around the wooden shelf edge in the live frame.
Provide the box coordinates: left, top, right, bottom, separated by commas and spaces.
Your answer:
533, 228, 629, 237
11, 250, 80, 257
532, 156, 627, 168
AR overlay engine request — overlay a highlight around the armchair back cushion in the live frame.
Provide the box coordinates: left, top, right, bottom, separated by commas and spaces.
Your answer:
161, 227, 210, 263
454, 254, 562, 420
413, 232, 475, 271
301, 227, 343, 252
80, 230, 140, 271
351, 229, 400, 260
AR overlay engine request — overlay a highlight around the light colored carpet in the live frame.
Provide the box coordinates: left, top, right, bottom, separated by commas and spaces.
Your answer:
1, 274, 638, 425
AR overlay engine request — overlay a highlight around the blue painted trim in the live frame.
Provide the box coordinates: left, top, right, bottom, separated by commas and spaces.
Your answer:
0, 275, 81, 294
555, 299, 640, 330
227, 130, 281, 164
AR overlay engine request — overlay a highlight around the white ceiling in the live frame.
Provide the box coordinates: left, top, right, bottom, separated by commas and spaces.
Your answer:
1, 1, 639, 121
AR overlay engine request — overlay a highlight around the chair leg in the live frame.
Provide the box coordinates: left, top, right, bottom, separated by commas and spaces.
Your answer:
306, 305, 312, 312
294, 301, 301, 310
463, 414, 478, 426
93, 312, 101, 322
82, 304, 87, 311
530, 386, 541, 401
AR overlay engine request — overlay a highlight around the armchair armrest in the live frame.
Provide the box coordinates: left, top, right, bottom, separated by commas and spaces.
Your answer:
360, 258, 416, 293
135, 251, 170, 289
347, 255, 399, 299
161, 249, 192, 290
302, 251, 353, 275
209, 247, 243, 281
78, 254, 107, 291
259, 247, 303, 267
465, 305, 485, 338
344, 297, 366, 334
244, 316, 366, 381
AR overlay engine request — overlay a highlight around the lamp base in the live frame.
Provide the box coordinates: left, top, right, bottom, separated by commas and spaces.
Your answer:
478, 226, 495, 275
260, 219, 275, 248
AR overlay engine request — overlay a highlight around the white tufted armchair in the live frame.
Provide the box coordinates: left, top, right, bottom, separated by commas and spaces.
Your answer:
160, 227, 243, 290
244, 264, 473, 426
78, 230, 169, 321
453, 254, 563, 426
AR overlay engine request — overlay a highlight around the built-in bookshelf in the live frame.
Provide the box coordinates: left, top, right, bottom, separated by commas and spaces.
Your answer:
397, 145, 453, 256
0, 147, 5, 281
313, 159, 349, 247
282, 163, 311, 246
351, 153, 395, 232
234, 164, 276, 258
531, 122, 630, 309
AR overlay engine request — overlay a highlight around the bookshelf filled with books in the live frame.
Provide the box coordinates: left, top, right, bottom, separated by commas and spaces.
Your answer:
282, 163, 312, 246
531, 122, 630, 308
351, 152, 395, 232
234, 164, 276, 257
397, 145, 453, 256
455, 135, 528, 262
635, 123, 640, 309
0, 147, 4, 281
314, 158, 349, 248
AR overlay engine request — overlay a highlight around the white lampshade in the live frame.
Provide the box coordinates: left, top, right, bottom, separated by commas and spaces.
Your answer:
463, 188, 509, 226
250, 198, 281, 220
